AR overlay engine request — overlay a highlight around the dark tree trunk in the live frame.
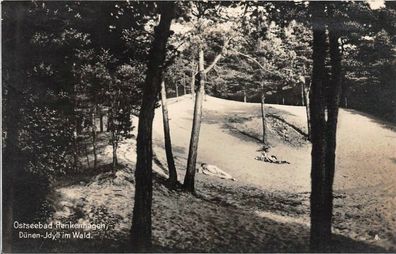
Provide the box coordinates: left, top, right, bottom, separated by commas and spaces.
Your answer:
113, 144, 118, 169
301, 83, 305, 106
260, 84, 267, 145
160, 80, 178, 186
130, 3, 175, 251
99, 113, 104, 132
309, 2, 343, 252
112, 130, 118, 169
107, 111, 111, 132
91, 110, 97, 169
109, 105, 118, 170
184, 46, 205, 193
342, 75, 348, 108
324, 15, 343, 251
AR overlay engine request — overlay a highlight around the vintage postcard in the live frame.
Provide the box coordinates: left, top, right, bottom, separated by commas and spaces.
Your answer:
2, 1, 395, 253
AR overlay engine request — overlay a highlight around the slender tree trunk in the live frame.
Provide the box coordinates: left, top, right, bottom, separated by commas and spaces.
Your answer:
160, 80, 178, 186
107, 111, 111, 132
260, 84, 267, 145
130, 3, 175, 251
182, 74, 187, 95
109, 101, 118, 170
109, 90, 119, 170
243, 88, 247, 103
301, 83, 305, 106
73, 129, 79, 170
191, 60, 196, 100
99, 113, 104, 132
113, 144, 118, 169
260, 94, 267, 145
304, 82, 312, 140
85, 144, 91, 168
175, 83, 179, 101
184, 45, 205, 193
112, 130, 118, 169
183, 37, 229, 192
310, 2, 332, 251
91, 110, 97, 169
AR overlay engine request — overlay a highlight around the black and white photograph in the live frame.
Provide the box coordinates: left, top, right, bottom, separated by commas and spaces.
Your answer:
2, 0, 396, 252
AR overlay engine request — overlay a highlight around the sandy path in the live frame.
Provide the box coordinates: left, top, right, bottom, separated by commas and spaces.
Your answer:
153, 95, 396, 194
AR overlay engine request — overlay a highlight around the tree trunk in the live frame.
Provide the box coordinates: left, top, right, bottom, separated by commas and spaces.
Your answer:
182, 74, 187, 95
191, 60, 196, 100
309, 2, 332, 251
130, 3, 175, 251
99, 113, 104, 132
260, 85, 267, 145
301, 83, 305, 106
324, 15, 343, 252
113, 144, 118, 169
73, 129, 79, 170
107, 111, 111, 132
160, 80, 178, 186
184, 45, 205, 193
109, 103, 118, 170
175, 83, 179, 101
85, 144, 91, 168
304, 82, 312, 141
183, 37, 229, 193
112, 130, 118, 169
243, 89, 247, 103
91, 110, 97, 169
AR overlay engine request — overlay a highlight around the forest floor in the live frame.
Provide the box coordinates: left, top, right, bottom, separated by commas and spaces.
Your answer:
24, 95, 395, 252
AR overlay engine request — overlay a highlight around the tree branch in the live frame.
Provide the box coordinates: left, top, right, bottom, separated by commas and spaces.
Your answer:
229, 49, 266, 71
203, 38, 231, 74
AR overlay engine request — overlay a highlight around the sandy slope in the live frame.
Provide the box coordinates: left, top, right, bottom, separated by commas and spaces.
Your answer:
151, 95, 396, 249
152, 95, 312, 192
268, 103, 396, 192
153, 95, 396, 192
